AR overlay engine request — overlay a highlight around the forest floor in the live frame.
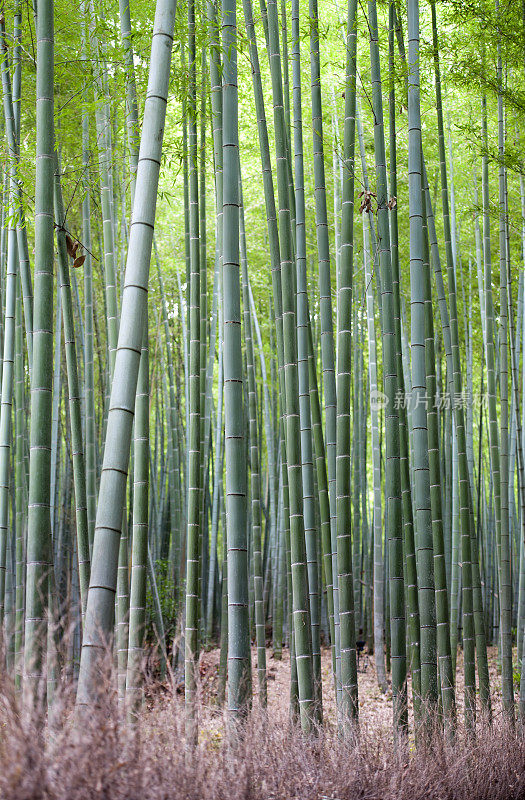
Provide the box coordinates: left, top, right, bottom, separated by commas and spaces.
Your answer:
191, 643, 511, 739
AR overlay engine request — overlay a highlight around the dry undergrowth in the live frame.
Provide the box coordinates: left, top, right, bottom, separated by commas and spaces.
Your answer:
0, 646, 523, 799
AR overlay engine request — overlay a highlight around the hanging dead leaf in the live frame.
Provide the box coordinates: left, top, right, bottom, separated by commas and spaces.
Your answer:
358, 189, 376, 215
73, 254, 86, 269
66, 234, 75, 257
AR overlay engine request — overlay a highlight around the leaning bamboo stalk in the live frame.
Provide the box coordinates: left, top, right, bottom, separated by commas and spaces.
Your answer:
76, 0, 177, 710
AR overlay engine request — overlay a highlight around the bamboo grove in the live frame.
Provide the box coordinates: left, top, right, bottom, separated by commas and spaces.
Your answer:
0, 0, 523, 745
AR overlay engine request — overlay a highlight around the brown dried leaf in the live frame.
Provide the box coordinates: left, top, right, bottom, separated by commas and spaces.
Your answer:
66, 234, 75, 258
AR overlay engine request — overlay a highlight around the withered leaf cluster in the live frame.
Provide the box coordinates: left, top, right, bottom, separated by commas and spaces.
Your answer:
66, 234, 86, 269
358, 191, 397, 214
358, 189, 377, 214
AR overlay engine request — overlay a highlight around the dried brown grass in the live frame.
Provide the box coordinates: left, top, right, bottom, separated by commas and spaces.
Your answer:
0, 647, 523, 800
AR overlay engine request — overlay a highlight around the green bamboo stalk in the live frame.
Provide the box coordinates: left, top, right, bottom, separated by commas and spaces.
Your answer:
222, 0, 252, 723
351, 306, 360, 640
0, 177, 16, 630
335, 0, 359, 727
206, 301, 223, 644
308, 312, 336, 677
266, 0, 316, 730
14, 274, 25, 689
310, 0, 339, 700
184, 0, 202, 739
88, 1, 119, 375
155, 248, 181, 591
11, 0, 21, 144
388, 1, 421, 720
242, 0, 292, 692
421, 160, 491, 712
217, 486, 228, 705
5, 530, 14, 673
24, 0, 54, 702
76, 0, 176, 710
177, 268, 190, 523
272, 461, 285, 657
496, 13, 514, 721
450, 427, 460, 674
407, 0, 438, 714
364, 214, 386, 693
147, 543, 166, 678
422, 188, 456, 728
80, 17, 96, 551
201, 48, 224, 635
0, 18, 33, 371
248, 283, 276, 616
116, 513, 130, 703
198, 52, 208, 638
119, 0, 140, 197
239, 189, 267, 707
126, 324, 149, 719
53, 162, 90, 617
428, 1, 478, 726
369, 0, 407, 737
291, 0, 322, 713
